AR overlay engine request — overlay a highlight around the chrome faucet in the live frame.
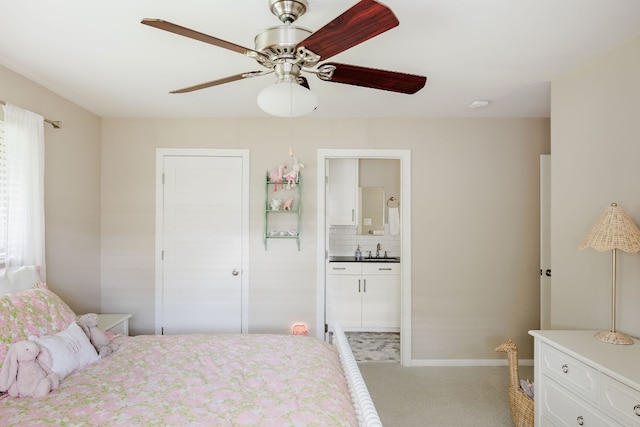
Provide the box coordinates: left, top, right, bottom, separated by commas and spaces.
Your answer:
376, 243, 381, 258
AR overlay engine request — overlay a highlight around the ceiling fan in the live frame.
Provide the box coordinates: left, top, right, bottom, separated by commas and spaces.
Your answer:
141, 0, 427, 116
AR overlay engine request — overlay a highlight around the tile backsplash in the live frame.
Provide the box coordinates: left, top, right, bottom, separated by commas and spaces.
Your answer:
329, 225, 401, 258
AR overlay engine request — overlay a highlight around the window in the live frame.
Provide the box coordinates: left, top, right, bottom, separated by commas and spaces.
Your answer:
0, 104, 46, 275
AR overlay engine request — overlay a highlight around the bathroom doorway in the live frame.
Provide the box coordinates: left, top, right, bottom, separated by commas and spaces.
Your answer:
316, 149, 412, 366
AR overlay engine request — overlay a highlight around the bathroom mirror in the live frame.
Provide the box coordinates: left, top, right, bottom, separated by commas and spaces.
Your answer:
358, 187, 385, 235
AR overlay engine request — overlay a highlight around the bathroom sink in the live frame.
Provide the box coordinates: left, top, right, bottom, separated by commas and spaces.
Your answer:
361, 257, 400, 263
328, 256, 400, 263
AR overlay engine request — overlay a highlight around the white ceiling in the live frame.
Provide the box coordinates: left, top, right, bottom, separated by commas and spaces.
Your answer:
1, 0, 639, 119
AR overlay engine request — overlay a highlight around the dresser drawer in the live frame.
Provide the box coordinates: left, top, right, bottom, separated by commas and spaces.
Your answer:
601, 374, 640, 425
540, 343, 599, 403
541, 376, 618, 427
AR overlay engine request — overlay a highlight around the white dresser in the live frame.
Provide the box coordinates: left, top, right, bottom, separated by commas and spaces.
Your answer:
530, 330, 640, 426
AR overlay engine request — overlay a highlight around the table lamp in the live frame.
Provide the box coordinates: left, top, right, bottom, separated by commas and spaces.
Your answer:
579, 202, 640, 345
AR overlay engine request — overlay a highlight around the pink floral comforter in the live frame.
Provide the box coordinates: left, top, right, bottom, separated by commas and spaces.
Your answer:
1, 334, 358, 426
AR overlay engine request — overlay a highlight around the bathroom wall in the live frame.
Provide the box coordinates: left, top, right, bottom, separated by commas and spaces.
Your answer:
329, 226, 401, 258
328, 158, 401, 257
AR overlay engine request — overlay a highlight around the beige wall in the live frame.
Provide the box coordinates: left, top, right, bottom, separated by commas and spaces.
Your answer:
0, 62, 552, 361
550, 34, 640, 337
101, 117, 549, 360
7, 32, 639, 359
0, 65, 102, 312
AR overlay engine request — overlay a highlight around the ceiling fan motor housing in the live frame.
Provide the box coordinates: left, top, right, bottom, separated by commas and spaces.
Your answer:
269, 0, 308, 24
254, 25, 312, 61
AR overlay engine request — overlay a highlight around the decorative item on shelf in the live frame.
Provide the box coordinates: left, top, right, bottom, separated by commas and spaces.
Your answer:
265, 161, 301, 251
579, 202, 640, 345
268, 164, 287, 192
284, 157, 304, 189
270, 198, 283, 211
282, 196, 293, 211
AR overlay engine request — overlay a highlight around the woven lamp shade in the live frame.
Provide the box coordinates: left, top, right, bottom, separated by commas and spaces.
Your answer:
579, 203, 640, 254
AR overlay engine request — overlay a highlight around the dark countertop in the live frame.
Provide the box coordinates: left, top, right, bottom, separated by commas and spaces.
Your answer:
329, 256, 400, 263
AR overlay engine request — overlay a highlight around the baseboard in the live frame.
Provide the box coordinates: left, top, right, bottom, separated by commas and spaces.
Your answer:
409, 358, 534, 367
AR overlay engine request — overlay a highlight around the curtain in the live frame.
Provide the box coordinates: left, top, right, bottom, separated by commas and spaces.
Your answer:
2, 103, 46, 279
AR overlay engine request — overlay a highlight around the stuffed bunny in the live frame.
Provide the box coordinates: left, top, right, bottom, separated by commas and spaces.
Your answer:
284, 158, 304, 189
76, 313, 119, 357
0, 340, 60, 398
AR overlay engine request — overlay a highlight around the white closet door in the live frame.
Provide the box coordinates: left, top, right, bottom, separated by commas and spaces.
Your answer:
161, 154, 244, 334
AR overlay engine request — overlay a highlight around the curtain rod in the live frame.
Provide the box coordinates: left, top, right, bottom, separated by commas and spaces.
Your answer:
0, 100, 61, 129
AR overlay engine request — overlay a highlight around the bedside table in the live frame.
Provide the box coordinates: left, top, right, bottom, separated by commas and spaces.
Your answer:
97, 313, 132, 336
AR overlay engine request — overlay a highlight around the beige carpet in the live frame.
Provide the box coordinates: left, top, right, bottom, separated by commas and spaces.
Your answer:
359, 362, 534, 426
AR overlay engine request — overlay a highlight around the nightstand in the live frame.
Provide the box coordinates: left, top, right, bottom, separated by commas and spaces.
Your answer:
97, 313, 132, 336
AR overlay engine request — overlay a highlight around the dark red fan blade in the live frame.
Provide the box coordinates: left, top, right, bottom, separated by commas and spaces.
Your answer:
169, 72, 264, 94
321, 63, 426, 94
299, 76, 311, 90
141, 19, 268, 60
297, 0, 399, 60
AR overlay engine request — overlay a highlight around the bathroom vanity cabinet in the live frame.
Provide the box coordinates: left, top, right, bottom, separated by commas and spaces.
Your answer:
326, 262, 400, 331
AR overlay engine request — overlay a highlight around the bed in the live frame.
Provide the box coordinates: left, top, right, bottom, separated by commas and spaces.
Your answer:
0, 283, 381, 426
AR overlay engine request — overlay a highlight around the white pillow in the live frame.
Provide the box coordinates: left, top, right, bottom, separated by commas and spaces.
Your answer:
29, 321, 99, 379
0, 265, 41, 295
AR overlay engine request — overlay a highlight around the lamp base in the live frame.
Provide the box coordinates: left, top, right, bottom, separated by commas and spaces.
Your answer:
595, 330, 634, 345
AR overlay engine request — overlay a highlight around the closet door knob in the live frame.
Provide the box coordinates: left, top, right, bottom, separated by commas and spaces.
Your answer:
562, 364, 569, 374
232, 269, 240, 276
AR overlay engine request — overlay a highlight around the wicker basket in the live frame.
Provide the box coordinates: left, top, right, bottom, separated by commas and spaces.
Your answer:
495, 339, 534, 427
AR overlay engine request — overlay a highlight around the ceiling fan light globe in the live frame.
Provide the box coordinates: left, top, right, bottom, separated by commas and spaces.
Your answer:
257, 81, 317, 117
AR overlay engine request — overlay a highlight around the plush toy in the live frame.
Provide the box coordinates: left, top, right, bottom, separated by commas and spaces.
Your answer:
76, 313, 119, 358
270, 198, 283, 211
0, 340, 60, 398
284, 158, 304, 189
282, 196, 293, 211
269, 164, 287, 192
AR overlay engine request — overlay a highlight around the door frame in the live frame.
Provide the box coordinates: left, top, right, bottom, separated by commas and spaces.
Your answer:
540, 154, 551, 329
317, 149, 412, 366
155, 148, 250, 334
